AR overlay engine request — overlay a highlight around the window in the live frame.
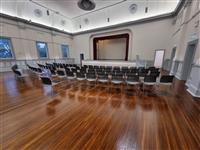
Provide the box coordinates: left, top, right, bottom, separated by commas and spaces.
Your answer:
61, 45, 69, 58
36, 42, 48, 58
0, 37, 14, 59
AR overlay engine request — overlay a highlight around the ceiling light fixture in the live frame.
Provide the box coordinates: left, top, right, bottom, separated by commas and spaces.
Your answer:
78, 0, 96, 11
129, 4, 137, 14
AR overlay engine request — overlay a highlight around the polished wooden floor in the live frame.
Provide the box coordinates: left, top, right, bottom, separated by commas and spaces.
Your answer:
0, 72, 200, 150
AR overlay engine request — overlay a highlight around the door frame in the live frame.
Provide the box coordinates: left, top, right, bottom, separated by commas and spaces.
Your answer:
153, 49, 165, 68
169, 47, 176, 71
181, 39, 198, 80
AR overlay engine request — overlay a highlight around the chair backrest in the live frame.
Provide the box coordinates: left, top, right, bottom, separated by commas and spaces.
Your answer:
127, 75, 139, 82
77, 72, 85, 78
94, 66, 99, 69
67, 71, 74, 77
40, 77, 52, 85
88, 69, 95, 73
11, 64, 18, 71
149, 71, 160, 77
160, 75, 174, 83
98, 74, 108, 79
144, 75, 157, 82
100, 66, 106, 69
112, 74, 123, 81
86, 73, 96, 79
57, 70, 65, 76
50, 69, 56, 75
126, 73, 137, 77
129, 68, 138, 74
14, 70, 22, 76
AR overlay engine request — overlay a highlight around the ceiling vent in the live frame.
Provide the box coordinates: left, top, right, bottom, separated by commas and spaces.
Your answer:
34, 9, 43, 17
78, 0, 96, 11
129, 4, 137, 14
60, 20, 66, 26
84, 18, 89, 25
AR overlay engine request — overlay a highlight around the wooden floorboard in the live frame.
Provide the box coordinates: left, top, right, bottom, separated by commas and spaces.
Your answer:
0, 72, 200, 150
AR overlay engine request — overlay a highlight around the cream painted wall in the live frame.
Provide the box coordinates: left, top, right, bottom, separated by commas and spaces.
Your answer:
0, 17, 74, 60
170, 0, 200, 64
73, 18, 173, 64
1, 0, 199, 65
97, 38, 126, 60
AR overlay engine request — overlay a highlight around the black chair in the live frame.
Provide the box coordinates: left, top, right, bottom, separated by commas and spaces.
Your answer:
57, 69, 66, 78
87, 69, 95, 74
113, 67, 120, 72
12, 65, 28, 79
71, 68, 78, 73
143, 75, 157, 92
86, 73, 96, 82
88, 65, 94, 69
76, 72, 86, 81
149, 71, 160, 78
111, 74, 123, 84
100, 66, 106, 69
138, 72, 148, 78
129, 68, 138, 74
98, 74, 109, 83
66, 71, 75, 80
160, 75, 174, 85
126, 75, 140, 85
94, 66, 100, 69
121, 67, 129, 73
40, 77, 60, 96
50, 69, 57, 77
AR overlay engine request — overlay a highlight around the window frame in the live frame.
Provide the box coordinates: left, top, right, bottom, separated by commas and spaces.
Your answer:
0, 36, 15, 60
36, 41, 49, 59
61, 44, 69, 58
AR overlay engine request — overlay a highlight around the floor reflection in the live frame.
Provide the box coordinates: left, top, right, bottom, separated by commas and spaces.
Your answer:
46, 99, 61, 116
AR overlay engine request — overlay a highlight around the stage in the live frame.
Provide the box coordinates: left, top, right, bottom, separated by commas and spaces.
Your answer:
82, 60, 136, 67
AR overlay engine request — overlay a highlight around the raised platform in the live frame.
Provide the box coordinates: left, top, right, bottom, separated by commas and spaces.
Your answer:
82, 60, 136, 67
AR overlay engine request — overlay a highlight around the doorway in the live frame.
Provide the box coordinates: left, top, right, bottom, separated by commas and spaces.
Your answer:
169, 47, 176, 71
181, 39, 198, 80
154, 49, 165, 68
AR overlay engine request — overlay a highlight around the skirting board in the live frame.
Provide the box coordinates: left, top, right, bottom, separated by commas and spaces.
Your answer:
187, 89, 200, 98
175, 74, 182, 80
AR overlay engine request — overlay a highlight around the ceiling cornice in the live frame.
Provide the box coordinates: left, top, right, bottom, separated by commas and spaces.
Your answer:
0, 0, 185, 36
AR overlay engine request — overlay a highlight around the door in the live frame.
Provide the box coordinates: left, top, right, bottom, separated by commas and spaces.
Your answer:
169, 47, 176, 71
154, 50, 165, 68
181, 40, 198, 80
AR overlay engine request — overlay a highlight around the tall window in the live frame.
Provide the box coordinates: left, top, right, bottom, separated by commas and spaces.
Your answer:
61, 45, 69, 58
0, 37, 14, 59
36, 42, 48, 58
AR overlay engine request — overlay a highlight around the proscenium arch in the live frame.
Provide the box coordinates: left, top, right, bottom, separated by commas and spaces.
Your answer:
89, 29, 133, 61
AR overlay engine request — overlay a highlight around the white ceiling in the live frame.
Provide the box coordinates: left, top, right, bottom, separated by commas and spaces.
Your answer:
0, 0, 181, 33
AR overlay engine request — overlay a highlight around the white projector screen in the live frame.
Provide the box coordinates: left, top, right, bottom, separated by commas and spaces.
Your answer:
97, 38, 126, 60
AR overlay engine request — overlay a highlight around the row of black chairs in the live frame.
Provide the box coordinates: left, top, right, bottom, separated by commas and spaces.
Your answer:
24, 63, 174, 95
37, 63, 161, 79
